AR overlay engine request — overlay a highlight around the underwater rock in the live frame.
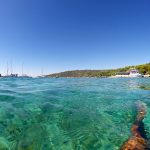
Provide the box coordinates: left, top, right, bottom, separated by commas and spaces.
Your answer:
16, 123, 48, 150
40, 102, 62, 114
40, 102, 54, 113
139, 85, 150, 90
0, 137, 9, 150
17, 140, 34, 150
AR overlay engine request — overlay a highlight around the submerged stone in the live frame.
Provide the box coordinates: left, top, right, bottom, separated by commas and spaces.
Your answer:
0, 137, 9, 150
140, 85, 150, 90
17, 140, 34, 150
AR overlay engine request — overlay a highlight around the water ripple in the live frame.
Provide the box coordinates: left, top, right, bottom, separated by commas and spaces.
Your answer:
0, 78, 150, 149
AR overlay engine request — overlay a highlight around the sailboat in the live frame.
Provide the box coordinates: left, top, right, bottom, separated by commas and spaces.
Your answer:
37, 67, 46, 78
18, 63, 31, 78
4, 61, 18, 78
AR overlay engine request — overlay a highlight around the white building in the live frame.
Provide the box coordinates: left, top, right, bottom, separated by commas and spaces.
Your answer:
128, 68, 142, 77
115, 68, 142, 77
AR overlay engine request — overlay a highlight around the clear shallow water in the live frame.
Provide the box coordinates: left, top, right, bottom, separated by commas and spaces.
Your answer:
0, 78, 150, 150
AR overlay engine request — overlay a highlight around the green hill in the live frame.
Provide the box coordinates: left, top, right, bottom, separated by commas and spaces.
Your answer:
47, 63, 150, 78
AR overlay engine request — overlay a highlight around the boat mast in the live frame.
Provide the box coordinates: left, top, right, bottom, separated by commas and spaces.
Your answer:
22, 62, 24, 76
6, 62, 9, 76
41, 67, 43, 76
10, 60, 13, 75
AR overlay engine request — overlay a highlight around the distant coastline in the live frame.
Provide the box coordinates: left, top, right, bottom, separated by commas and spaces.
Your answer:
46, 63, 150, 78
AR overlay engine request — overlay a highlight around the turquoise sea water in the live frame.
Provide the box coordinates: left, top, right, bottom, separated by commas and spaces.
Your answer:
0, 77, 150, 150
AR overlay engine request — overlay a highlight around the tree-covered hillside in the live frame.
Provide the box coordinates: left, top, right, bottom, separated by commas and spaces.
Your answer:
47, 63, 150, 78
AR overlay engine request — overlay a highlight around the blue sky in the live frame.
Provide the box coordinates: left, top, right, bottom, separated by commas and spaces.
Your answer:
0, 0, 150, 76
